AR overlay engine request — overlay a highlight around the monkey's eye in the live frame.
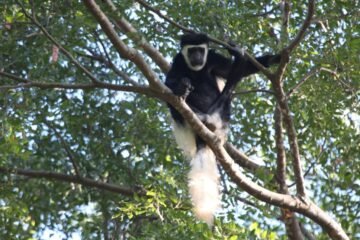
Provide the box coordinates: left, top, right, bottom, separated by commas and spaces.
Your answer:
188, 47, 205, 55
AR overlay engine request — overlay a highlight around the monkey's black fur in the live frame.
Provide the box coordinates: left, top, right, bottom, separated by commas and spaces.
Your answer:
165, 33, 280, 225
166, 33, 280, 146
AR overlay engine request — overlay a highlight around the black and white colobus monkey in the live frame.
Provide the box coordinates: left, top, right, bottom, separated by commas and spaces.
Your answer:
165, 33, 280, 226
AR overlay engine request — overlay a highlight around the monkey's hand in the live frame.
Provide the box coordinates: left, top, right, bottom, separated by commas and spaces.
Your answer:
269, 54, 281, 65
259, 54, 282, 67
226, 41, 245, 59
173, 77, 194, 99
204, 121, 217, 132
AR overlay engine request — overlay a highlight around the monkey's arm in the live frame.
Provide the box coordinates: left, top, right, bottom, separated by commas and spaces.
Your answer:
243, 54, 281, 77
165, 55, 194, 98
165, 69, 191, 124
208, 50, 233, 79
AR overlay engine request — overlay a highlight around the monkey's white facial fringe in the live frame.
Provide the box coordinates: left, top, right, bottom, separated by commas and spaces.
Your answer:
181, 44, 209, 71
188, 147, 220, 226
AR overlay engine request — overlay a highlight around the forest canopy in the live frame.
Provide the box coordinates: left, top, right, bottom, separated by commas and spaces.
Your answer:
0, 0, 359, 239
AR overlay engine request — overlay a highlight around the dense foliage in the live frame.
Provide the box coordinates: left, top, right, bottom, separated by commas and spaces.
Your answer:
0, 0, 359, 239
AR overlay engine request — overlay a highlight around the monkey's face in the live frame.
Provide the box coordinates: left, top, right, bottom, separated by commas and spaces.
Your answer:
181, 44, 208, 71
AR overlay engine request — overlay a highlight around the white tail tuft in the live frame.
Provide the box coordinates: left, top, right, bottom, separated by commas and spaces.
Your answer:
172, 121, 197, 158
188, 147, 220, 226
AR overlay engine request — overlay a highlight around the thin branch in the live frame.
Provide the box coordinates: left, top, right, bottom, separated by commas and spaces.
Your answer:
275, 0, 315, 81
220, 161, 259, 209
0, 71, 96, 90
224, 143, 263, 172
0, 84, 29, 90
288, 140, 327, 188
45, 122, 81, 178
234, 88, 275, 96
273, 82, 306, 197
281, 0, 291, 42
133, 0, 195, 35
0, 71, 29, 83
285, 0, 315, 53
16, 0, 101, 84
0, 166, 142, 197
220, 165, 257, 209
300, 223, 317, 240
223, 190, 258, 208
75, 49, 138, 86
246, 5, 279, 18
304, 149, 325, 179
287, 67, 339, 97
94, 32, 140, 86
75, 50, 106, 62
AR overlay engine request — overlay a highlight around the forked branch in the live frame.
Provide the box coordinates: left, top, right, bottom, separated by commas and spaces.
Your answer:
272, 0, 316, 198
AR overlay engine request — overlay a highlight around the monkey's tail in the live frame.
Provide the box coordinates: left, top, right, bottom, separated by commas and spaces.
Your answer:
188, 146, 220, 226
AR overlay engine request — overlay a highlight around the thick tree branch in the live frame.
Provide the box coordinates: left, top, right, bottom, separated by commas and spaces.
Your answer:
162, 91, 349, 240
272, 81, 306, 197
276, 3, 304, 238
274, 105, 288, 194
101, 0, 170, 73
0, 167, 142, 197
83, 0, 165, 90
274, 105, 304, 240
0, 71, 156, 97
